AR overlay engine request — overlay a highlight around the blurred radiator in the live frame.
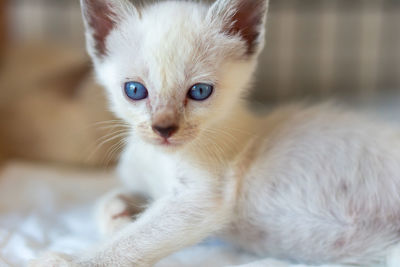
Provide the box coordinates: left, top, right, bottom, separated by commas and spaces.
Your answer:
7, 0, 400, 101
256, 0, 400, 101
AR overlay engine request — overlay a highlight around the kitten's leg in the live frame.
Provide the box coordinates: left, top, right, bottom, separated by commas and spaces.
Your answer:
73, 181, 231, 266
96, 189, 148, 237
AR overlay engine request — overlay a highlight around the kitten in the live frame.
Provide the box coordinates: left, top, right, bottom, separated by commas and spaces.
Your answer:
31, 0, 400, 266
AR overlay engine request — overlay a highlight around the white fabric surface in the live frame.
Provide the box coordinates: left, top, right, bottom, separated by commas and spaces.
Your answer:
0, 162, 258, 267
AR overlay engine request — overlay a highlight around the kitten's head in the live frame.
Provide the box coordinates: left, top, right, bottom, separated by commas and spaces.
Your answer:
81, 0, 268, 148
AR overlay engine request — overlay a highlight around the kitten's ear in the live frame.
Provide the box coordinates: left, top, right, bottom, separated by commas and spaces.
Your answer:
80, 0, 137, 60
209, 0, 269, 56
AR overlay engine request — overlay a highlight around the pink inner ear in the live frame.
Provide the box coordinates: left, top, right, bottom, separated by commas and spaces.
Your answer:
228, 0, 265, 55
85, 0, 116, 57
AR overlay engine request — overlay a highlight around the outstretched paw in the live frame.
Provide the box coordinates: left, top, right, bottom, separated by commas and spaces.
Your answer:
29, 252, 76, 267
97, 189, 148, 236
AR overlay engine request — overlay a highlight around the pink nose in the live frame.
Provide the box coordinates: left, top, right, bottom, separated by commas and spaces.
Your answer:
152, 125, 178, 138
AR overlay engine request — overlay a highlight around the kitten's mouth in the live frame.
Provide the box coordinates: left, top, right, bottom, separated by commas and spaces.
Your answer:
161, 139, 172, 146
140, 134, 186, 148
141, 130, 196, 148
157, 138, 182, 147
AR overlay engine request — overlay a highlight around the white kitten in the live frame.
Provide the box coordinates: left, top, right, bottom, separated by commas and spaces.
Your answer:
31, 0, 400, 266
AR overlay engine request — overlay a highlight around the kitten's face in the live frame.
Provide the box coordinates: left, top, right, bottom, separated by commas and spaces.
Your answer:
81, 0, 268, 148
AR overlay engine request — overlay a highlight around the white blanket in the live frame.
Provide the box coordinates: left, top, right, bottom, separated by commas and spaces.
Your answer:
0, 162, 258, 267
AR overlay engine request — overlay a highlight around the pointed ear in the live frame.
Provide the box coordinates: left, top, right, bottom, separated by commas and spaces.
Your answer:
80, 0, 137, 60
209, 0, 269, 56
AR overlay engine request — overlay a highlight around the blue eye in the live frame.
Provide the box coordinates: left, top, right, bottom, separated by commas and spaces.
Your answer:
124, 81, 148, 100
188, 83, 214, 101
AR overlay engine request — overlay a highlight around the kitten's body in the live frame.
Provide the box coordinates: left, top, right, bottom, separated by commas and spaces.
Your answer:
117, 103, 400, 266
32, 0, 400, 266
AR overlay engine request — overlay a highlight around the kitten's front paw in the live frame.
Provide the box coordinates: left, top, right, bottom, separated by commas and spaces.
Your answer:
29, 252, 77, 267
97, 189, 148, 236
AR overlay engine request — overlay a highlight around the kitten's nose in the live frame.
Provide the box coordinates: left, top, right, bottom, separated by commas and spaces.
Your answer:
152, 125, 179, 139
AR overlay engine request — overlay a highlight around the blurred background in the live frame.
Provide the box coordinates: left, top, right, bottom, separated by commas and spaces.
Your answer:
0, 0, 400, 168
1, 1, 400, 265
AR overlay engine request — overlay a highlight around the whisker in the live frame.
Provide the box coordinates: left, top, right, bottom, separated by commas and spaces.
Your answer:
96, 129, 130, 144
86, 119, 130, 129
102, 137, 128, 167
86, 131, 129, 163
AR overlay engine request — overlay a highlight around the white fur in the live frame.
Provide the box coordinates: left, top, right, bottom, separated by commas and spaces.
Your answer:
31, 0, 400, 266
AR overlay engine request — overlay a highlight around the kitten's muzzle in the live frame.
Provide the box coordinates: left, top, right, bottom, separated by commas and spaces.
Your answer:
152, 125, 179, 139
